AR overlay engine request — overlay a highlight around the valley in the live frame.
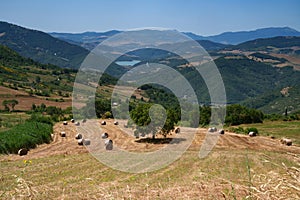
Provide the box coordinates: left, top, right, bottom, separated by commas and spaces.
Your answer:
0, 20, 300, 200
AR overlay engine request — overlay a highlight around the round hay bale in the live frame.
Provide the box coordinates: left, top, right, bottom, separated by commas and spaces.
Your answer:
101, 121, 106, 125
18, 148, 28, 156
60, 131, 66, 137
175, 127, 180, 134
114, 121, 119, 125
83, 139, 91, 146
71, 119, 75, 123
248, 131, 256, 137
280, 138, 292, 146
105, 139, 113, 150
101, 132, 108, 139
218, 129, 225, 135
63, 121, 68, 125
75, 121, 80, 126
75, 133, 82, 139
208, 127, 217, 133
77, 138, 84, 145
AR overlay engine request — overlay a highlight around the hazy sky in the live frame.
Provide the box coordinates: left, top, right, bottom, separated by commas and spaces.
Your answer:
1, 0, 299, 35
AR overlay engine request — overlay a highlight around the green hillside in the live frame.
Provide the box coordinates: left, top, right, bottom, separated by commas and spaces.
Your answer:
242, 85, 300, 114
0, 44, 76, 96
1, 21, 300, 115
0, 44, 121, 98
0, 21, 89, 69
111, 47, 300, 114
231, 36, 300, 51
152, 55, 300, 106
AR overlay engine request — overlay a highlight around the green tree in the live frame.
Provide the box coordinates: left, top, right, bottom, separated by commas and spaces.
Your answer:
2, 100, 10, 112
31, 103, 37, 111
130, 103, 178, 139
225, 104, 264, 126
2, 99, 19, 112
94, 99, 111, 118
10, 99, 18, 111
35, 76, 41, 83
199, 106, 211, 126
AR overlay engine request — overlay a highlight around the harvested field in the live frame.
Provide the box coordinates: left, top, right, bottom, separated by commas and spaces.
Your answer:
0, 119, 299, 199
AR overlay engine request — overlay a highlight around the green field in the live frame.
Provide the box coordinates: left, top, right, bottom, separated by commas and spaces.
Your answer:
0, 121, 53, 154
0, 113, 30, 132
230, 120, 300, 145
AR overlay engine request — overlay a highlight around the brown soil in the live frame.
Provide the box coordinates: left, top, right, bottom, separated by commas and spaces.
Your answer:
0, 86, 72, 110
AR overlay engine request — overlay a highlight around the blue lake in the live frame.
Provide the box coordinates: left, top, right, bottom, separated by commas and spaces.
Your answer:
115, 60, 141, 66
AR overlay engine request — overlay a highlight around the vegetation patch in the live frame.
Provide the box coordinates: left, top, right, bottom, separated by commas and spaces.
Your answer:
228, 126, 259, 135
233, 120, 300, 145
0, 121, 53, 154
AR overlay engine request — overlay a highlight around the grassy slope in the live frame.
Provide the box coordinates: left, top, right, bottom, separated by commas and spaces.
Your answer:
0, 120, 299, 199
0, 21, 89, 69
0, 113, 30, 132
0, 148, 299, 199
230, 120, 300, 145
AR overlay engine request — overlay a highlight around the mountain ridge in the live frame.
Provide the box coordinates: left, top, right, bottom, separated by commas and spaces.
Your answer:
0, 21, 89, 69
50, 27, 300, 47
1, 43, 300, 114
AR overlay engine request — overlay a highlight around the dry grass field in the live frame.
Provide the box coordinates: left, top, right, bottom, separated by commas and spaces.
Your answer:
0, 119, 299, 199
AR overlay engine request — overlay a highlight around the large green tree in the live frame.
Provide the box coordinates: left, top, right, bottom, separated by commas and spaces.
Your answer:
130, 103, 178, 139
225, 104, 264, 125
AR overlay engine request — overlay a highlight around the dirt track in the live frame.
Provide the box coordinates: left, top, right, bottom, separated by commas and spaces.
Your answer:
2, 119, 300, 161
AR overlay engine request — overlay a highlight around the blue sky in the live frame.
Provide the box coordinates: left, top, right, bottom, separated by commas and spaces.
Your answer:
1, 0, 299, 35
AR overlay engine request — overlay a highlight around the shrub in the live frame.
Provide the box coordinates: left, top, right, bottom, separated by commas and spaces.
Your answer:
27, 113, 53, 125
228, 126, 259, 135
245, 127, 259, 134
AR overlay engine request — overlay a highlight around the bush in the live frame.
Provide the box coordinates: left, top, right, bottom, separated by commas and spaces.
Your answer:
228, 126, 245, 134
27, 113, 53, 125
228, 126, 259, 135
0, 121, 53, 154
245, 127, 259, 134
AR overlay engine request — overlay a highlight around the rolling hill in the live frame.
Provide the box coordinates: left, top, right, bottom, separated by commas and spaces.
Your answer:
0, 21, 89, 69
182, 56, 300, 105
219, 36, 300, 71
230, 36, 300, 50
0, 44, 76, 109
241, 85, 300, 114
1, 21, 300, 114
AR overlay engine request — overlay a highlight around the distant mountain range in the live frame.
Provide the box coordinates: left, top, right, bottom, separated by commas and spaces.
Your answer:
50, 27, 300, 50
185, 27, 300, 44
1, 20, 299, 67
